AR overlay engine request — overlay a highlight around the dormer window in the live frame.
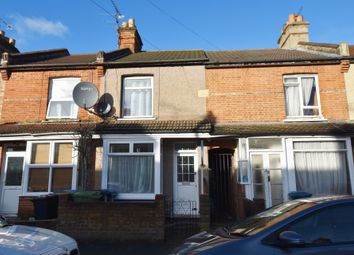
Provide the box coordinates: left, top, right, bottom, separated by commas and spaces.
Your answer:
283, 75, 322, 119
122, 77, 153, 118
47, 77, 80, 119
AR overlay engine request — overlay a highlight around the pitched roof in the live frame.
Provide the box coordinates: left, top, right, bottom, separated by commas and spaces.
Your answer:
206, 48, 340, 65
3, 48, 131, 66
112, 50, 208, 64
213, 122, 354, 136
0, 119, 212, 135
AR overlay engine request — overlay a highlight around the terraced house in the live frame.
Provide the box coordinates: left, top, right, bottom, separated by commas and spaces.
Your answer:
0, 14, 353, 240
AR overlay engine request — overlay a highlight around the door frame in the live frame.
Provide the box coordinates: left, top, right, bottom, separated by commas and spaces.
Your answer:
0, 151, 26, 215
249, 151, 286, 208
173, 147, 199, 215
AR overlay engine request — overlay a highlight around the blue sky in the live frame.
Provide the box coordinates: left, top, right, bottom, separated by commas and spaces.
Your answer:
1, 0, 354, 54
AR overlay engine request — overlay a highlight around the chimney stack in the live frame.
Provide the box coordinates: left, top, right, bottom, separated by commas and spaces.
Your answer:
278, 14, 309, 49
118, 18, 143, 53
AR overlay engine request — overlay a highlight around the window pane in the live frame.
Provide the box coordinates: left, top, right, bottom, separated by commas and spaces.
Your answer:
284, 85, 301, 116
123, 78, 152, 117
294, 141, 346, 150
47, 101, 76, 118
249, 138, 282, 150
133, 143, 153, 153
110, 144, 129, 153
51, 167, 72, 192
54, 143, 73, 164
284, 77, 298, 83
108, 155, 154, 193
31, 143, 50, 164
50, 78, 80, 99
5, 157, 23, 186
28, 168, 49, 192
175, 143, 197, 151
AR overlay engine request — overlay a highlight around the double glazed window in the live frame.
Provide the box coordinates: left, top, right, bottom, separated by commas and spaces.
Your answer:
47, 77, 80, 119
293, 140, 350, 196
122, 77, 153, 118
107, 142, 155, 196
27, 141, 75, 193
283, 75, 321, 118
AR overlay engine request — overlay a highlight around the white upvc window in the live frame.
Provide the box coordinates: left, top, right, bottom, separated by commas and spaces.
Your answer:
122, 76, 153, 118
47, 77, 80, 119
286, 138, 354, 197
103, 138, 160, 200
24, 141, 77, 195
283, 74, 322, 119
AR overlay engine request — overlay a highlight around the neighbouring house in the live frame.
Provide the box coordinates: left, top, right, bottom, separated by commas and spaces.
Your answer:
204, 14, 354, 221
0, 14, 353, 240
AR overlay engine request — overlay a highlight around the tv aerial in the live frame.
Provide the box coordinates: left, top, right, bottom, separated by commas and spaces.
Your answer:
0, 18, 13, 30
73, 82, 113, 117
110, 0, 124, 27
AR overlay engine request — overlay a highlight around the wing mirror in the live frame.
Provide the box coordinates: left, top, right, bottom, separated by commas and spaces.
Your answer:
279, 231, 305, 248
0, 216, 8, 228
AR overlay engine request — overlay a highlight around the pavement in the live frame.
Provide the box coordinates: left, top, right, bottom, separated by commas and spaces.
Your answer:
78, 239, 184, 255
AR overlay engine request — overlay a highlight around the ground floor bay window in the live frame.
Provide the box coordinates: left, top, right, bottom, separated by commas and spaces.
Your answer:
241, 137, 354, 209
287, 139, 354, 196
102, 136, 161, 200
24, 141, 78, 195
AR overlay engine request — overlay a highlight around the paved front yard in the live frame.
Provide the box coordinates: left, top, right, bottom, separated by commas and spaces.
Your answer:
79, 239, 183, 255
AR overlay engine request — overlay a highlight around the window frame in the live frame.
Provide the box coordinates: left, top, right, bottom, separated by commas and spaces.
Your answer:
102, 138, 160, 200
46, 77, 80, 120
283, 74, 322, 120
23, 140, 78, 196
121, 76, 154, 119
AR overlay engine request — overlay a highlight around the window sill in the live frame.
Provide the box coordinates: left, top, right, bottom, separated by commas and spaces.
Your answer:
117, 117, 156, 121
115, 193, 156, 200
43, 119, 79, 122
283, 117, 327, 123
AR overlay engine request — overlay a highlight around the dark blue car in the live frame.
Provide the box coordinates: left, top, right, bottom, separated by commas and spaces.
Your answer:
169, 196, 354, 255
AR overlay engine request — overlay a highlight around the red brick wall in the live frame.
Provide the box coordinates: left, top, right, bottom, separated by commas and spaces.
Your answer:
1, 69, 100, 122
206, 64, 349, 122
57, 194, 165, 241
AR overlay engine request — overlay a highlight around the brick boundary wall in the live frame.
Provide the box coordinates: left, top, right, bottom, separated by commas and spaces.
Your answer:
56, 194, 165, 241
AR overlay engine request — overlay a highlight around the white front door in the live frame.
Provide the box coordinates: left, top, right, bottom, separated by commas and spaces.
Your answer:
250, 152, 283, 208
173, 152, 199, 216
0, 152, 25, 215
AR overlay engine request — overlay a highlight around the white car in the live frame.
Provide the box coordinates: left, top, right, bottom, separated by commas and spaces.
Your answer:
0, 216, 79, 255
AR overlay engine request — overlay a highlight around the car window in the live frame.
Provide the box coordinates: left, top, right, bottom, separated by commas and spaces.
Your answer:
266, 203, 354, 246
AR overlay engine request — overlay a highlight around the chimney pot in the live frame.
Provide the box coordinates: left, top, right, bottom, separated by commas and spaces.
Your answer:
122, 22, 128, 28
0, 30, 4, 37
128, 18, 135, 28
8, 38, 15, 45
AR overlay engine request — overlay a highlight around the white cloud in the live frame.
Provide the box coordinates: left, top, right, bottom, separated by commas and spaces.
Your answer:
8, 15, 69, 48
20, 16, 69, 37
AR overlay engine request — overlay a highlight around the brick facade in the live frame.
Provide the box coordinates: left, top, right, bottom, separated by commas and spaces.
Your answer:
1, 69, 100, 122
57, 194, 165, 241
206, 64, 349, 122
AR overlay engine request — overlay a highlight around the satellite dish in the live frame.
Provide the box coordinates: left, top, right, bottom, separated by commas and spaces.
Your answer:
95, 93, 114, 116
73, 82, 99, 109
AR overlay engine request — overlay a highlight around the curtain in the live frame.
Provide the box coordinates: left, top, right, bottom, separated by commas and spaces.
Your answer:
285, 85, 301, 116
107, 155, 154, 193
294, 141, 350, 196
123, 79, 152, 117
301, 77, 316, 115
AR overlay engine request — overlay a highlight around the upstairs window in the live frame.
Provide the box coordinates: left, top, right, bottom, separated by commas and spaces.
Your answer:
283, 75, 321, 119
47, 77, 80, 119
122, 77, 153, 118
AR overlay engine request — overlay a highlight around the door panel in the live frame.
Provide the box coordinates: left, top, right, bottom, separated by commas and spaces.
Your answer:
174, 153, 199, 216
251, 153, 283, 208
0, 153, 25, 215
